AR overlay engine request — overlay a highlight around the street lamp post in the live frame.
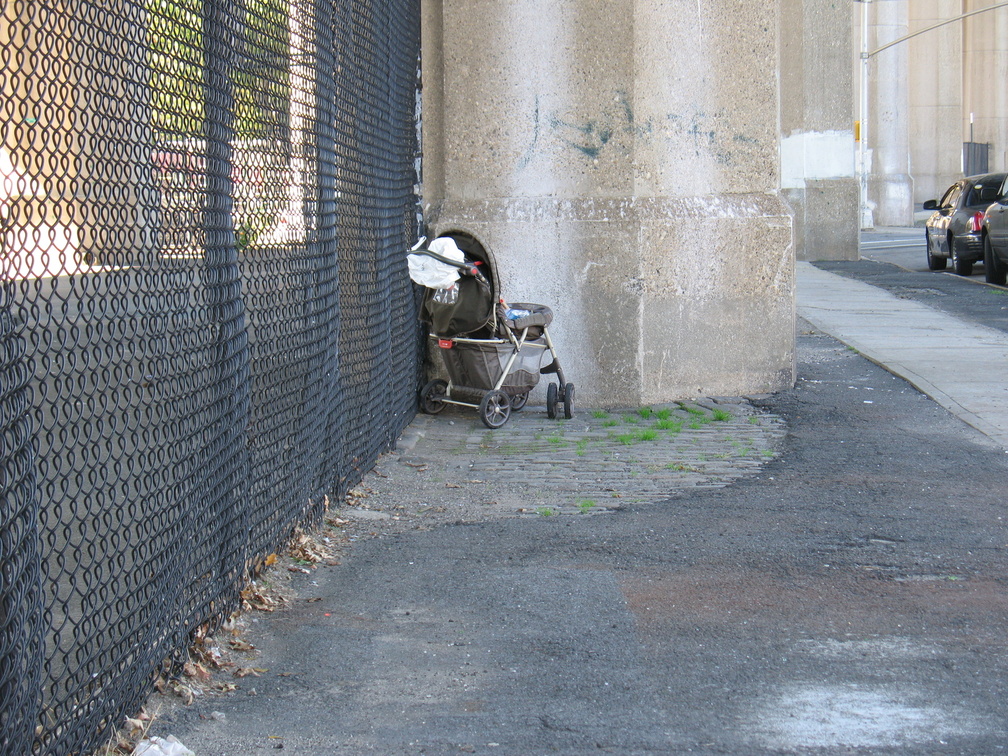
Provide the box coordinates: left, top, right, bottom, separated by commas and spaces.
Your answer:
857, 0, 871, 230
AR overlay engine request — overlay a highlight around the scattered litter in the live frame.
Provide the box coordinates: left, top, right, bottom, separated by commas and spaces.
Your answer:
132, 735, 195, 756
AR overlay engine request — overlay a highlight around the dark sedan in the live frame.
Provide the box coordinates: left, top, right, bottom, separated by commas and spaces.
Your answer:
923, 172, 1007, 276
982, 174, 1008, 285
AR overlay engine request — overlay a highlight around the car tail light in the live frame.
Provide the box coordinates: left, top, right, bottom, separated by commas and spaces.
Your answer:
968, 211, 984, 233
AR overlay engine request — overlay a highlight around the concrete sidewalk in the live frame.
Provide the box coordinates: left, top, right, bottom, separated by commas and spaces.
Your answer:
797, 261, 1008, 451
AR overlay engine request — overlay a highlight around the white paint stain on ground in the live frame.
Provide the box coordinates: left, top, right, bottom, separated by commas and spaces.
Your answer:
749, 684, 977, 749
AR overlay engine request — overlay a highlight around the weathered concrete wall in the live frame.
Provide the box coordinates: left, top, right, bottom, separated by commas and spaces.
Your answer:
964, 0, 1008, 176
780, 0, 859, 260
421, 0, 795, 406
867, 0, 914, 227
909, 0, 963, 204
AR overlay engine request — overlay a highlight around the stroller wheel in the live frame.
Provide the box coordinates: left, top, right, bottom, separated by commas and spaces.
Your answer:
563, 382, 575, 419
479, 389, 512, 429
419, 379, 448, 414
546, 383, 558, 419
511, 392, 529, 411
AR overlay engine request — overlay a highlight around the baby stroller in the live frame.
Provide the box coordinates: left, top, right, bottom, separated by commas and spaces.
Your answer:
407, 235, 575, 429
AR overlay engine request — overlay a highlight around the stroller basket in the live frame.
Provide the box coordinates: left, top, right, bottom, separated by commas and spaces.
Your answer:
436, 335, 546, 395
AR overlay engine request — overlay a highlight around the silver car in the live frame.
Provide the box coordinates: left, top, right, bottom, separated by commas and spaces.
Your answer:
923, 172, 1007, 276
982, 174, 1008, 285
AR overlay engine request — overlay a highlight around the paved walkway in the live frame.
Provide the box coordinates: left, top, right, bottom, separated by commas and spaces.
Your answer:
797, 261, 1008, 451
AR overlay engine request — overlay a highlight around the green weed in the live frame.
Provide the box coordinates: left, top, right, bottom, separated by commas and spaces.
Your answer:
615, 428, 660, 445
711, 409, 732, 422
577, 499, 597, 514
666, 462, 697, 472
536, 507, 556, 517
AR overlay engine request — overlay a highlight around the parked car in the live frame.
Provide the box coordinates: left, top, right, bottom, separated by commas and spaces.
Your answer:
923, 172, 1007, 276
982, 174, 1008, 285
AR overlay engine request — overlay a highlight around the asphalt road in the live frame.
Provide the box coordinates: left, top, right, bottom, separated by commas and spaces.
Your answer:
146, 247, 1008, 755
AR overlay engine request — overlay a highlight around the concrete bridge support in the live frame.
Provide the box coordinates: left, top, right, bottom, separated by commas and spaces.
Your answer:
421, 0, 795, 406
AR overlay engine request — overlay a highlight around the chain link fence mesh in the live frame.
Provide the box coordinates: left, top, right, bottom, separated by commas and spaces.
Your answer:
0, 0, 423, 752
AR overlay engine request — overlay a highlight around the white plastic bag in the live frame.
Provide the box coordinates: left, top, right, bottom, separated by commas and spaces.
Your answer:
407, 236, 465, 289
132, 735, 196, 756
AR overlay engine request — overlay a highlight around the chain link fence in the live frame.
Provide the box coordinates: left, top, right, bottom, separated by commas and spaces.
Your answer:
0, 0, 422, 752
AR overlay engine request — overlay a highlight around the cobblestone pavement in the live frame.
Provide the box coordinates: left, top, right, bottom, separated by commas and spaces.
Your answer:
339, 397, 787, 526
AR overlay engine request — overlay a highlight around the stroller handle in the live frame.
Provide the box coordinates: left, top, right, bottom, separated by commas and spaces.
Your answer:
409, 242, 480, 276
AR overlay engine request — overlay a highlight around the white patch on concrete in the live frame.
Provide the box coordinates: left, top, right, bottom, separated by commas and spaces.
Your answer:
781, 130, 855, 189
796, 637, 941, 660
749, 684, 976, 749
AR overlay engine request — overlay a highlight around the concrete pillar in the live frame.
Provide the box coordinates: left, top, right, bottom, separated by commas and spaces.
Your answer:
964, 0, 1008, 173
421, 0, 794, 406
867, 0, 914, 227
780, 0, 859, 260
908, 0, 963, 203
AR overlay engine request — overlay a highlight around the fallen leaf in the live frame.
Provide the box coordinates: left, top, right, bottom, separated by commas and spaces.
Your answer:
264, 553, 278, 567
229, 639, 256, 652
234, 667, 262, 678
124, 718, 144, 733
183, 662, 211, 682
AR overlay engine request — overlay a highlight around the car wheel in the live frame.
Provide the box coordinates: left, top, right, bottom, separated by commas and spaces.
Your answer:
926, 232, 947, 271
984, 235, 1007, 286
950, 237, 973, 276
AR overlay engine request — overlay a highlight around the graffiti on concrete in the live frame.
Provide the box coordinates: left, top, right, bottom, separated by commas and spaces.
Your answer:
519, 91, 758, 170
